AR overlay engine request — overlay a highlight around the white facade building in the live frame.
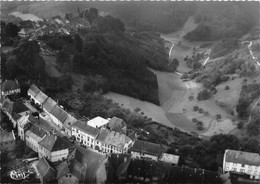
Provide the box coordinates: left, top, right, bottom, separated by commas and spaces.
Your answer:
87, 116, 109, 128
223, 149, 260, 180
71, 120, 99, 149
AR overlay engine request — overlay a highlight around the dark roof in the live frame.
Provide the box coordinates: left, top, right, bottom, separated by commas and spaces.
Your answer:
66, 148, 86, 180
72, 120, 99, 137
127, 130, 138, 142
43, 97, 57, 113
57, 149, 85, 180
12, 102, 29, 114
39, 134, 73, 152
56, 161, 70, 179
1, 80, 20, 92
0, 130, 15, 143
107, 155, 220, 184
27, 123, 47, 138
50, 105, 68, 123
132, 140, 162, 157
36, 157, 57, 183
107, 117, 127, 134
28, 115, 53, 132
34, 91, 48, 104
2, 98, 29, 117
225, 149, 260, 166
28, 84, 40, 97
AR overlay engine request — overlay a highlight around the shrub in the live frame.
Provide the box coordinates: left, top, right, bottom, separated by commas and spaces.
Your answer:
197, 89, 211, 101
198, 108, 204, 114
192, 118, 198, 123
204, 111, 209, 116
189, 96, 194, 101
193, 106, 199, 111
237, 121, 244, 129
247, 122, 259, 136
196, 121, 204, 130
134, 107, 141, 112
225, 85, 230, 90
216, 114, 222, 121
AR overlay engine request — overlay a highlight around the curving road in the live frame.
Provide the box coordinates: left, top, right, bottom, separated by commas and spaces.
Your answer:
248, 41, 260, 66
247, 96, 260, 124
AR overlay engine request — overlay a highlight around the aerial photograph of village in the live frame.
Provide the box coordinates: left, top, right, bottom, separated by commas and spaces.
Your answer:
0, 1, 259, 184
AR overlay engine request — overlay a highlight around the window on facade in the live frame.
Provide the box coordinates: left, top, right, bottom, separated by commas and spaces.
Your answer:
241, 164, 245, 167
240, 169, 245, 173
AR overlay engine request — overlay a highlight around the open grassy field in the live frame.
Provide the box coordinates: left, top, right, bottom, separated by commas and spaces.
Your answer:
104, 92, 176, 129
9, 11, 43, 21
41, 55, 62, 78
214, 78, 243, 112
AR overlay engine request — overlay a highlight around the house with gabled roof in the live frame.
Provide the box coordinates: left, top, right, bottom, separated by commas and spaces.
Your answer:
49, 105, 68, 128
131, 140, 162, 161
63, 114, 77, 137
223, 149, 260, 180
25, 123, 47, 153
71, 120, 99, 149
28, 84, 41, 99
43, 97, 57, 113
18, 28, 35, 38
17, 114, 53, 141
56, 161, 79, 184
1, 98, 30, 128
57, 148, 87, 184
36, 157, 57, 183
1, 79, 20, 97
95, 128, 133, 154
38, 133, 74, 162
33, 91, 48, 106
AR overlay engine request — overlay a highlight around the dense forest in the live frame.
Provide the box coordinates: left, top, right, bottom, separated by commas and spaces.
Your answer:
1, 8, 177, 105
49, 9, 174, 105
184, 2, 258, 41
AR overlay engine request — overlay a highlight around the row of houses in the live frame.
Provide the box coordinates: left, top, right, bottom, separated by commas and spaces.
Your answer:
2, 81, 259, 183
106, 153, 220, 183
18, 16, 72, 39
28, 84, 77, 136
26, 84, 182, 163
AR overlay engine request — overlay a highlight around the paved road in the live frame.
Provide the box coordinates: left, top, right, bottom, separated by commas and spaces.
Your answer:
247, 96, 260, 124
